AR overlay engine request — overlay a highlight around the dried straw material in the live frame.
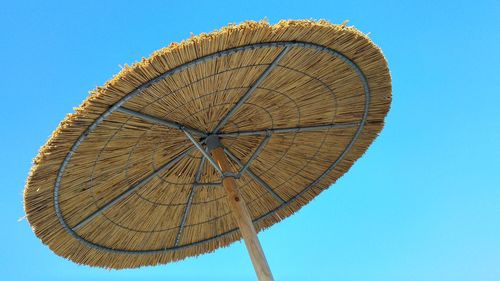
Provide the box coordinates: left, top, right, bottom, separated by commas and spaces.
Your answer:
24, 19, 391, 269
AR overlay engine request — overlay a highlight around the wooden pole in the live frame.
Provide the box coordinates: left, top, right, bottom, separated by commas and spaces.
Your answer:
209, 144, 274, 281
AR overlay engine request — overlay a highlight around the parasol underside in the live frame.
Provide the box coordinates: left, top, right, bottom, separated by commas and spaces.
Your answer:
24, 20, 391, 269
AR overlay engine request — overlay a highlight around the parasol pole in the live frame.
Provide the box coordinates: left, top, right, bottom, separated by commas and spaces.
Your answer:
207, 136, 274, 281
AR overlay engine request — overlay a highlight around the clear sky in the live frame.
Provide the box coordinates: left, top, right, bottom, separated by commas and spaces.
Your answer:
1, 1, 499, 280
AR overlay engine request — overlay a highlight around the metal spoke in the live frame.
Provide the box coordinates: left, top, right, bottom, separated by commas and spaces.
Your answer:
183, 129, 223, 174
211, 46, 291, 133
224, 147, 285, 204
194, 182, 221, 187
216, 122, 360, 137
51, 41, 374, 255
175, 157, 206, 246
238, 134, 271, 177
117, 107, 206, 136
72, 147, 195, 231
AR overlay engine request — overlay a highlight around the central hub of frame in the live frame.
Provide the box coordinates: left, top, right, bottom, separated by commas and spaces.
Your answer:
205, 134, 222, 152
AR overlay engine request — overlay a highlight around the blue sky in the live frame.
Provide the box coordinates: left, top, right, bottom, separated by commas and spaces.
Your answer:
1, 1, 499, 280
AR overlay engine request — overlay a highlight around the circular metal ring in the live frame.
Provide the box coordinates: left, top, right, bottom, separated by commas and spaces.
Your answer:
54, 41, 370, 254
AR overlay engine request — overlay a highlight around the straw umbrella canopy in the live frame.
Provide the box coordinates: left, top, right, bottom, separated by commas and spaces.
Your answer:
24, 20, 391, 279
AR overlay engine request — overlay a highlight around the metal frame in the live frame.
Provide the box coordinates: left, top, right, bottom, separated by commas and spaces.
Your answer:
174, 157, 206, 246
183, 129, 222, 174
73, 147, 195, 230
224, 147, 285, 204
117, 107, 206, 136
237, 134, 271, 177
53, 41, 371, 254
216, 122, 360, 137
211, 46, 291, 133
193, 182, 221, 187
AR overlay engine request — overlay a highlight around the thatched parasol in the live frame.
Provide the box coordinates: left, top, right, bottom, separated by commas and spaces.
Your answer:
24, 20, 391, 280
